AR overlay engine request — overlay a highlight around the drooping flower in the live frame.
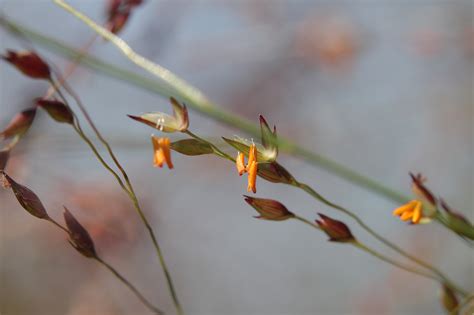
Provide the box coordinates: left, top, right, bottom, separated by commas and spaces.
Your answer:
151, 135, 173, 169
392, 200, 424, 224
128, 97, 189, 133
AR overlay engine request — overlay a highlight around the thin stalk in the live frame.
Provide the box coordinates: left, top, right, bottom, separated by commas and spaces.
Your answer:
126, 189, 184, 315
294, 214, 466, 296
48, 217, 70, 234
53, 83, 184, 314
351, 241, 438, 281
73, 123, 129, 192
95, 257, 164, 315
293, 215, 321, 230
293, 180, 467, 296
450, 293, 474, 315
47, 217, 163, 314
184, 130, 234, 162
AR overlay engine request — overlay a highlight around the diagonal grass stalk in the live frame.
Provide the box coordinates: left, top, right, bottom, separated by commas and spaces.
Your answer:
0, 10, 408, 206
49, 80, 184, 314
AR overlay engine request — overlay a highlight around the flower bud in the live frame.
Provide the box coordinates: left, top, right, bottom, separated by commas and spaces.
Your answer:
170, 138, 213, 156
2, 50, 51, 79
0, 108, 36, 140
63, 207, 97, 258
440, 284, 458, 314
257, 162, 295, 184
244, 196, 295, 221
1, 171, 50, 220
316, 213, 355, 242
106, 0, 144, 34
35, 98, 74, 124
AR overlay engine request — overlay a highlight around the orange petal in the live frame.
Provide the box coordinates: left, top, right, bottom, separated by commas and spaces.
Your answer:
247, 161, 257, 193
400, 210, 414, 221
154, 149, 165, 168
412, 201, 422, 224
392, 200, 417, 216
247, 144, 256, 169
151, 136, 164, 167
236, 152, 246, 176
159, 137, 173, 169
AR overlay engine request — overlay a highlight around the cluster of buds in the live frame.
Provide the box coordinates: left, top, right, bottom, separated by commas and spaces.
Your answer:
106, 0, 145, 34
224, 116, 280, 193
1, 170, 98, 258
0, 50, 67, 172
243, 196, 355, 243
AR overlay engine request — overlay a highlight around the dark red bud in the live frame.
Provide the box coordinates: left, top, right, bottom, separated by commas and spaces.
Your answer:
257, 162, 295, 184
2, 50, 51, 79
0, 108, 36, 140
1, 171, 50, 219
244, 196, 294, 221
35, 98, 74, 124
63, 207, 97, 258
440, 284, 459, 314
316, 213, 355, 242
109, 11, 131, 34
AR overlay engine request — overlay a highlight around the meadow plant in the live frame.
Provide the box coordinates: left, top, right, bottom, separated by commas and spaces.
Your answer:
1, 1, 473, 314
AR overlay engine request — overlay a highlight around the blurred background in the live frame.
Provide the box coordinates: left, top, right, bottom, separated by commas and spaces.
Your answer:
0, 0, 473, 314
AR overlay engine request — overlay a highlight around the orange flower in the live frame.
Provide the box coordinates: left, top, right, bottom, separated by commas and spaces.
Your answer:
392, 200, 423, 224
151, 136, 173, 169
235, 144, 258, 193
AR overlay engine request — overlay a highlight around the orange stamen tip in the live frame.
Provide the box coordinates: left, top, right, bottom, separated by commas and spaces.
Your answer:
236, 152, 246, 176
247, 161, 258, 194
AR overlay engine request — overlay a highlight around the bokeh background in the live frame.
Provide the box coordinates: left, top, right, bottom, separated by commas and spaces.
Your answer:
1, 0, 473, 314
